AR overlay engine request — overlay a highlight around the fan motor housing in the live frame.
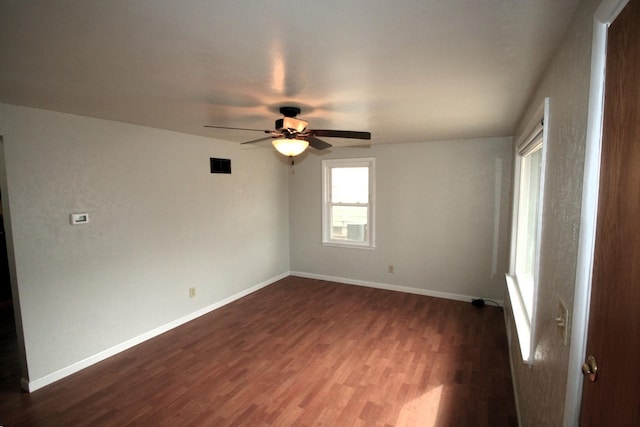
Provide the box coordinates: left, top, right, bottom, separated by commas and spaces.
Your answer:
276, 116, 308, 133
280, 106, 301, 117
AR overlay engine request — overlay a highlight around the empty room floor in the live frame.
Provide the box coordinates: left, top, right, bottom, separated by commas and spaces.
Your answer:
0, 276, 517, 426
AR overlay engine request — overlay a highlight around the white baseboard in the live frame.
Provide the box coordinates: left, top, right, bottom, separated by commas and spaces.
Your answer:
24, 272, 289, 392
290, 271, 504, 305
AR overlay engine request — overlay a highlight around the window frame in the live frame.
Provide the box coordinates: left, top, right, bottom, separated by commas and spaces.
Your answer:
321, 157, 376, 249
506, 98, 549, 364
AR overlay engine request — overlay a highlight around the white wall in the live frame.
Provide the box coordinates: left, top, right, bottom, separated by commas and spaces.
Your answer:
289, 137, 512, 301
504, 0, 601, 424
0, 103, 290, 387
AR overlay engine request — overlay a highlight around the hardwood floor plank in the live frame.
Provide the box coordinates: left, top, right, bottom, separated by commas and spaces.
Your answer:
0, 277, 517, 426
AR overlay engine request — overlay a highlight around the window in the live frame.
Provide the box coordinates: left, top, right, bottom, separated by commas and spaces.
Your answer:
322, 158, 375, 248
506, 99, 548, 363
514, 143, 543, 318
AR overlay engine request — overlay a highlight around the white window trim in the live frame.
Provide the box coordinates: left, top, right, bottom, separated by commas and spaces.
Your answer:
506, 97, 549, 364
321, 157, 376, 249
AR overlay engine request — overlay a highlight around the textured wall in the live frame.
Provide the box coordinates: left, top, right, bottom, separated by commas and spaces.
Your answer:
505, 0, 601, 425
289, 137, 512, 301
0, 104, 290, 383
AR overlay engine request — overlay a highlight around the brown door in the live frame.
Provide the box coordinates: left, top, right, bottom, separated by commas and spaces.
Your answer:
579, 0, 640, 425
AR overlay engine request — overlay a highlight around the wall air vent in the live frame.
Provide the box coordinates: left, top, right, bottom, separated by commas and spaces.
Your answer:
210, 158, 231, 174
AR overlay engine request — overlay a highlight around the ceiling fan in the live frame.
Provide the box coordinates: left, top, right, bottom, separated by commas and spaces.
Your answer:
204, 106, 371, 158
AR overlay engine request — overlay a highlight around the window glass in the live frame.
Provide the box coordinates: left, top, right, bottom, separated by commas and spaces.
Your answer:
330, 206, 368, 242
514, 145, 542, 318
331, 167, 369, 203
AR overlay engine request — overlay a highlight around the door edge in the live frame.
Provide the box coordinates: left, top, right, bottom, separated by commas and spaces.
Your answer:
562, 1, 629, 425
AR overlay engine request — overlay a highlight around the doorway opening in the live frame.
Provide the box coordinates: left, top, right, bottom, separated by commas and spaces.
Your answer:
0, 137, 23, 392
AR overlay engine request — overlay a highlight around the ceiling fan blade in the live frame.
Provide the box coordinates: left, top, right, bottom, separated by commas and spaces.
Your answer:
311, 130, 371, 140
306, 135, 332, 150
241, 136, 274, 145
204, 125, 270, 133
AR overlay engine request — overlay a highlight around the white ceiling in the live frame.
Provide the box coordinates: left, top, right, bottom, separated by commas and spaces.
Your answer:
0, 0, 580, 147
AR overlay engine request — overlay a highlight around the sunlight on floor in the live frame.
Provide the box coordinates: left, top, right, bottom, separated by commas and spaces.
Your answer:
395, 384, 443, 426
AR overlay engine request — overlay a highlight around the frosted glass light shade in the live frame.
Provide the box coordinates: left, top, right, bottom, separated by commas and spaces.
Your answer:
272, 138, 309, 157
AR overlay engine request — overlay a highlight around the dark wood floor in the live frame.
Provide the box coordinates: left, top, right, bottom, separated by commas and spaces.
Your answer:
0, 277, 517, 426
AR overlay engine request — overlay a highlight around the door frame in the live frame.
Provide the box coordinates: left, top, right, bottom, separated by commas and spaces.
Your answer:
563, 0, 629, 424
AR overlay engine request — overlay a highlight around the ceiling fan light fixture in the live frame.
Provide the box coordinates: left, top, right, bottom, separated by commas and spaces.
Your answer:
272, 138, 309, 157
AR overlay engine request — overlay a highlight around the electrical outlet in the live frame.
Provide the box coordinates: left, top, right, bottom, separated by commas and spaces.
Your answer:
388, 265, 394, 274
189, 287, 196, 298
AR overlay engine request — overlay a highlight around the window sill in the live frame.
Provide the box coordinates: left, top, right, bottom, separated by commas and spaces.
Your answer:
321, 241, 376, 250
505, 273, 534, 364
